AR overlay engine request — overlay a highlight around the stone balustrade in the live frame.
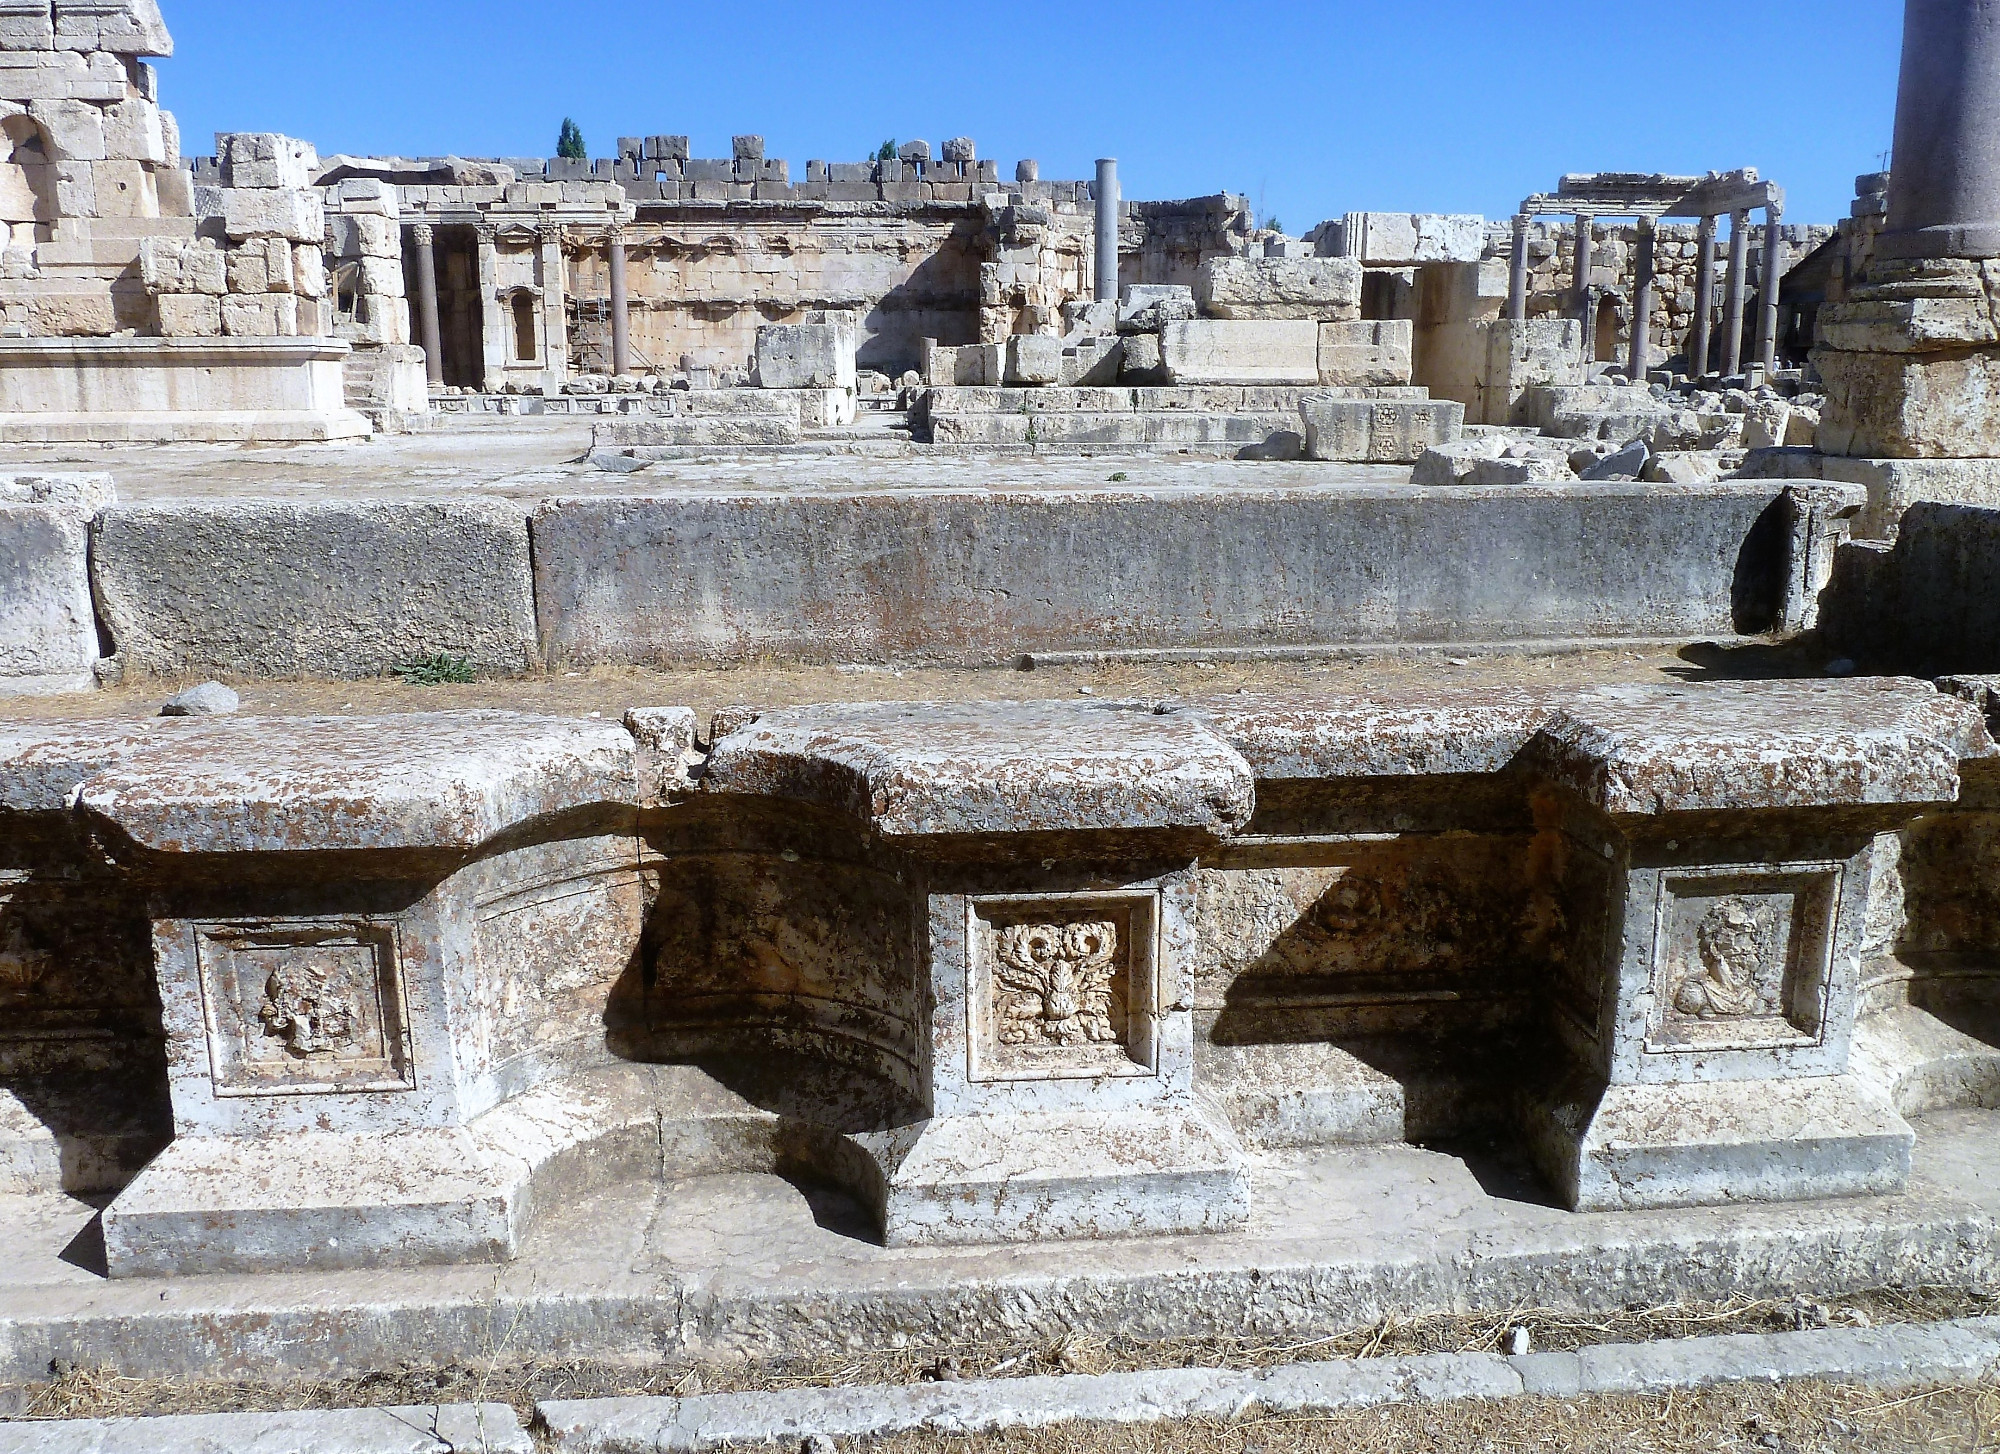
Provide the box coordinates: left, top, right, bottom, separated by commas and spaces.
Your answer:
4, 680, 1999, 1276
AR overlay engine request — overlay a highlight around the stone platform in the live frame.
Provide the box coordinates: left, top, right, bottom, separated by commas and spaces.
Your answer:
4, 1106, 1998, 1384
0, 338, 374, 444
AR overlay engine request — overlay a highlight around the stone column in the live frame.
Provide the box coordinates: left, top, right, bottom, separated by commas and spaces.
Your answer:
607, 228, 631, 376
1507, 213, 1530, 323
538, 221, 569, 395
1094, 158, 1119, 302
1756, 205, 1785, 374
1689, 213, 1718, 377
410, 223, 443, 389
1877, 0, 2000, 259
1722, 208, 1750, 377
1572, 214, 1595, 357
475, 224, 505, 393
1627, 217, 1656, 381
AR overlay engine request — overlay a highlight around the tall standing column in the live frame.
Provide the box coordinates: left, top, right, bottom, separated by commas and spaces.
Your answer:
538, 221, 569, 395
1756, 206, 1785, 373
410, 222, 444, 389
1094, 158, 1120, 302
1572, 213, 1595, 357
1507, 213, 1530, 322
1722, 208, 1750, 377
1627, 218, 1656, 380
607, 228, 631, 377
1689, 212, 1718, 378
1877, 0, 2000, 259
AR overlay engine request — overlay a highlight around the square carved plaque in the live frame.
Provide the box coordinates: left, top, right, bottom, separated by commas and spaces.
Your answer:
1642, 868, 1840, 1055
195, 920, 415, 1096
966, 893, 1159, 1083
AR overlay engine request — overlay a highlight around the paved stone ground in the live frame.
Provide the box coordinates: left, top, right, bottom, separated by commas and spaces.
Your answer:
0, 415, 1414, 502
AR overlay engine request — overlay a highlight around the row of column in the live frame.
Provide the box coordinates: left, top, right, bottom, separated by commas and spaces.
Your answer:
1505, 209, 1786, 379
406, 221, 630, 392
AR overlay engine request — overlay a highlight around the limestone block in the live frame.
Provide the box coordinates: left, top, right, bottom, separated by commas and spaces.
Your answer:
92, 498, 538, 679
90, 158, 154, 217
1117, 284, 1197, 334
333, 176, 398, 219
0, 489, 99, 692
27, 96, 105, 160
1815, 346, 2000, 458
357, 253, 403, 297
25, 289, 113, 335
223, 242, 267, 294
1742, 397, 1792, 451
731, 133, 763, 160
1120, 330, 1164, 383
340, 213, 399, 258
99, 95, 161, 163
1197, 256, 1362, 321
217, 131, 317, 190
291, 241, 323, 298
942, 136, 974, 162
52, 0, 171, 55
1300, 394, 1463, 463
219, 291, 295, 337
0, 2, 53, 49
7, 1405, 531, 1453
1004, 332, 1061, 386
154, 291, 217, 336
1161, 319, 1319, 386
50, 157, 93, 215
1409, 435, 1508, 485
222, 185, 322, 243
154, 150, 190, 215
1317, 319, 1413, 387
755, 322, 855, 391
1337, 211, 1485, 265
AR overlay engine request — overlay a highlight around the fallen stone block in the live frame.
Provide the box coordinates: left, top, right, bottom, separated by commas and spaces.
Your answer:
1116, 284, 1196, 334
1300, 393, 1463, 462
91, 498, 537, 679
755, 322, 855, 392
1161, 319, 1319, 386
1197, 256, 1362, 321
1004, 332, 1061, 386
0, 471, 108, 694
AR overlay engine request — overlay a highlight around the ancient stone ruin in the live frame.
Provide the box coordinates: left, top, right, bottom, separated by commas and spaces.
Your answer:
8, 0, 2000, 1446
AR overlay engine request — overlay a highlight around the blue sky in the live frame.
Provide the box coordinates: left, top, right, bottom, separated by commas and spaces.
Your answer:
155, 0, 1903, 229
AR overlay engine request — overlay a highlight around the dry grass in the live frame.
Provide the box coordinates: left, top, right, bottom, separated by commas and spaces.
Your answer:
861, 1382, 2000, 1453
10, 1286, 1996, 1428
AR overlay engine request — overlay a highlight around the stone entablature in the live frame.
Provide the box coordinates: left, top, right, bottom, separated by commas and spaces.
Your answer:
3, 679, 1998, 1275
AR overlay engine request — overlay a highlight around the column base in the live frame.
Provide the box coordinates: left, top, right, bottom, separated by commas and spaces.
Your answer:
1521, 1074, 1913, 1213
851, 1101, 1249, 1248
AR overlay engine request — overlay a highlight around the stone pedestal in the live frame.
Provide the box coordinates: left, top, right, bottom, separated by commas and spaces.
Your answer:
78, 714, 644, 1276
1516, 682, 1982, 1210
671, 700, 1256, 1247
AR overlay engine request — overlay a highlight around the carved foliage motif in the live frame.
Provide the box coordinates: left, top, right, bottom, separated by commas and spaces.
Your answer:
970, 896, 1156, 1082
994, 920, 1119, 1048
257, 957, 361, 1057
197, 921, 414, 1096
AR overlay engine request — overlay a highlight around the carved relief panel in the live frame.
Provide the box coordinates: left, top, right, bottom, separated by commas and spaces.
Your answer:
967, 894, 1159, 1083
195, 920, 415, 1096
1642, 869, 1840, 1056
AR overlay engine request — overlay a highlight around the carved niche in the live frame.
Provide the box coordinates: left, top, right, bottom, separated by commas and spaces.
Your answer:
1643, 869, 1840, 1054
196, 920, 415, 1096
968, 895, 1159, 1082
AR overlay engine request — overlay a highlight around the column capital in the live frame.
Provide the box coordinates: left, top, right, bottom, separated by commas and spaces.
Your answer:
537, 220, 564, 246
409, 223, 435, 247
473, 222, 497, 244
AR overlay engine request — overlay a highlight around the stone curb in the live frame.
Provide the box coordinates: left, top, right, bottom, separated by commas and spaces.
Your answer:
535, 1317, 2000, 1451
0, 1402, 530, 1453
